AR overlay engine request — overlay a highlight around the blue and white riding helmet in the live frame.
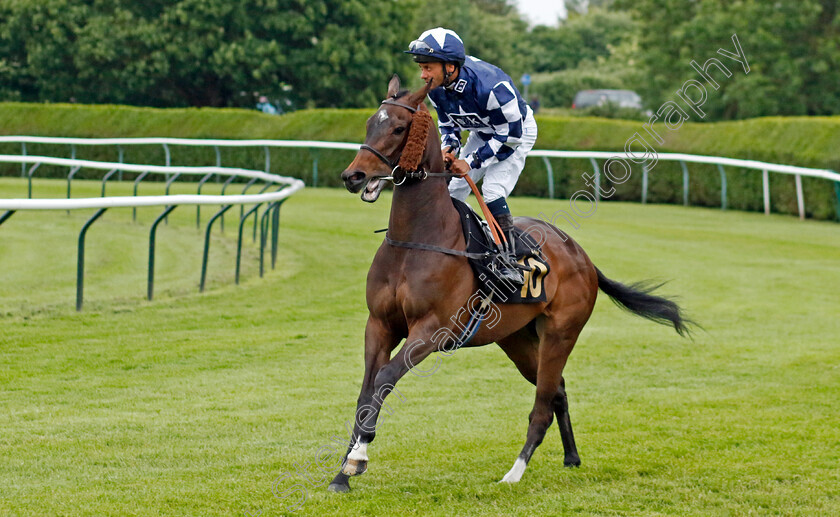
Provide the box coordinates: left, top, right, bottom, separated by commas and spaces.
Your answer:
405, 27, 466, 66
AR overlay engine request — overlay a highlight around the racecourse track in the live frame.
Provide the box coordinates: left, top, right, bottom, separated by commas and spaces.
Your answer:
1, 179, 838, 516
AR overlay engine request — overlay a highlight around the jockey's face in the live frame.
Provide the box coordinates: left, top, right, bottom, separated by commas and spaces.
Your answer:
418, 62, 456, 89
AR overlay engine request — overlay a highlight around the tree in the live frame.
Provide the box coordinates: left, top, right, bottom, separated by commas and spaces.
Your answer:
615, 0, 840, 119
522, 9, 636, 73
407, 0, 530, 86
565, 0, 616, 16
0, 0, 417, 108
564, 0, 588, 16
0, 1, 31, 101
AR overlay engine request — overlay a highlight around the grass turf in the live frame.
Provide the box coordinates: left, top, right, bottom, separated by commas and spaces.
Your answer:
1, 179, 838, 516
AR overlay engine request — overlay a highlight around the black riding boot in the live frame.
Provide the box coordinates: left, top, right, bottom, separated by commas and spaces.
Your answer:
493, 213, 525, 287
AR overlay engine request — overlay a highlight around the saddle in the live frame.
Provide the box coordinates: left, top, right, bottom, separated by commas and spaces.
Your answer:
450, 197, 550, 304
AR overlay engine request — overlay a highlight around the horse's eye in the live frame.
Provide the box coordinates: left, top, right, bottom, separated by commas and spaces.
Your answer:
393, 126, 407, 135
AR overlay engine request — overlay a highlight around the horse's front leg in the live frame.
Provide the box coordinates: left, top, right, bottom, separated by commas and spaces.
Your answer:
328, 320, 442, 492
327, 317, 398, 493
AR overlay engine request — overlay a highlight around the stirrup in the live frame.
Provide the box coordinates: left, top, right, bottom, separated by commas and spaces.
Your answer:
493, 253, 525, 285
497, 266, 525, 286
501, 232, 528, 269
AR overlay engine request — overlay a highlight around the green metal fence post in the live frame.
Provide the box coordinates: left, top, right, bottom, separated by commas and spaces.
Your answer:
0, 210, 15, 227
196, 172, 215, 228
236, 203, 263, 284
165, 172, 183, 196
834, 181, 840, 222
27, 163, 40, 198
101, 168, 119, 197
253, 183, 272, 242
239, 177, 259, 222
163, 172, 183, 225
271, 200, 283, 269
762, 169, 771, 215
132, 171, 150, 222
77, 208, 108, 311
717, 164, 727, 210
148, 205, 177, 301
117, 146, 124, 182
541, 156, 554, 199
795, 174, 805, 220
588, 158, 600, 201
219, 175, 237, 233
200, 205, 233, 292
162, 143, 171, 183
259, 204, 272, 277
66, 165, 81, 216
67, 166, 81, 199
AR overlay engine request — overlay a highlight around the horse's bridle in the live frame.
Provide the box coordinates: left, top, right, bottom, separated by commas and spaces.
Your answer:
359, 98, 454, 186
363, 96, 508, 250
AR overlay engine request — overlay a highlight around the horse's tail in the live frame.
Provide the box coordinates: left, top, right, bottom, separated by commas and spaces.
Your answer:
595, 267, 692, 337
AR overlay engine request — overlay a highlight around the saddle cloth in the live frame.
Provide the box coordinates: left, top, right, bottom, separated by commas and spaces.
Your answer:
450, 197, 550, 304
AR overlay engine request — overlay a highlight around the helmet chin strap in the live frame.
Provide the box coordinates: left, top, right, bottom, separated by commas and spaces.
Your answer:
442, 63, 459, 88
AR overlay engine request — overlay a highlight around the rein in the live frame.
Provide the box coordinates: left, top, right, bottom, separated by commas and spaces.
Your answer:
359, 98, 455, 185
363, 95, 508, 248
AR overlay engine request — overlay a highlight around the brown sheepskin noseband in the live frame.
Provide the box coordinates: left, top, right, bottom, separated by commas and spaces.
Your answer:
397, 108, 432, 172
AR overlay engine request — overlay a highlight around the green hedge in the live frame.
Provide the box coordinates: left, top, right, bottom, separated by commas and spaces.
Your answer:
1, 102, 838, 219
516, 115, 840, 220
0, 102, 372, 187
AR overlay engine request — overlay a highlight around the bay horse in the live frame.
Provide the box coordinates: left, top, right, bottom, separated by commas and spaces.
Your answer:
329, 76, 689, 493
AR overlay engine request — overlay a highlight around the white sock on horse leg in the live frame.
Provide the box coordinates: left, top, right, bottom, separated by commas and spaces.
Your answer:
347, 440, 369, 462
499, 457, 527, 483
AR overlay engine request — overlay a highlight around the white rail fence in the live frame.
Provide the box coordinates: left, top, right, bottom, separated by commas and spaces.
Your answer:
0, 152, 304, 310
1, 136, 838, 221
534, 151, 840, 220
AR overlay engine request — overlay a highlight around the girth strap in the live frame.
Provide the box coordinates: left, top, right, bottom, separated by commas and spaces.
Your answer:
385, 233, 492, 260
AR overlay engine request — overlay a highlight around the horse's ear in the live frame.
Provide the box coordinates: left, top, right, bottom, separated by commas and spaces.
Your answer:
407, 80, 433, 107
387, 74, 401, 98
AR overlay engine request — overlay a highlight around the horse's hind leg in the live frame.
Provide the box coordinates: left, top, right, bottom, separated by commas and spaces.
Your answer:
500, 317, 581, 483
496, 327, 539, 385
553, 378, 580, 467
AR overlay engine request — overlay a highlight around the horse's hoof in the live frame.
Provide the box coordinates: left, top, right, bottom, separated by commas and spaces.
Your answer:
341, 459, 368, 476
327, 482, 351, 493
564, 457, 581, 467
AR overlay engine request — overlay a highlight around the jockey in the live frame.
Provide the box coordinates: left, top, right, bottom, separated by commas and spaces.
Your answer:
406, 27, 537, 287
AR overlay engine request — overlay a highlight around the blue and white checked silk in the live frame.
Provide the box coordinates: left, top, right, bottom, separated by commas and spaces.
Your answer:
427, 56, 532, 170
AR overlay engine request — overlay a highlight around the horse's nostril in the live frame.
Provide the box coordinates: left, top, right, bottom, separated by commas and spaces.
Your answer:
341, 170, 368, 193
342, 170, 365, 184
